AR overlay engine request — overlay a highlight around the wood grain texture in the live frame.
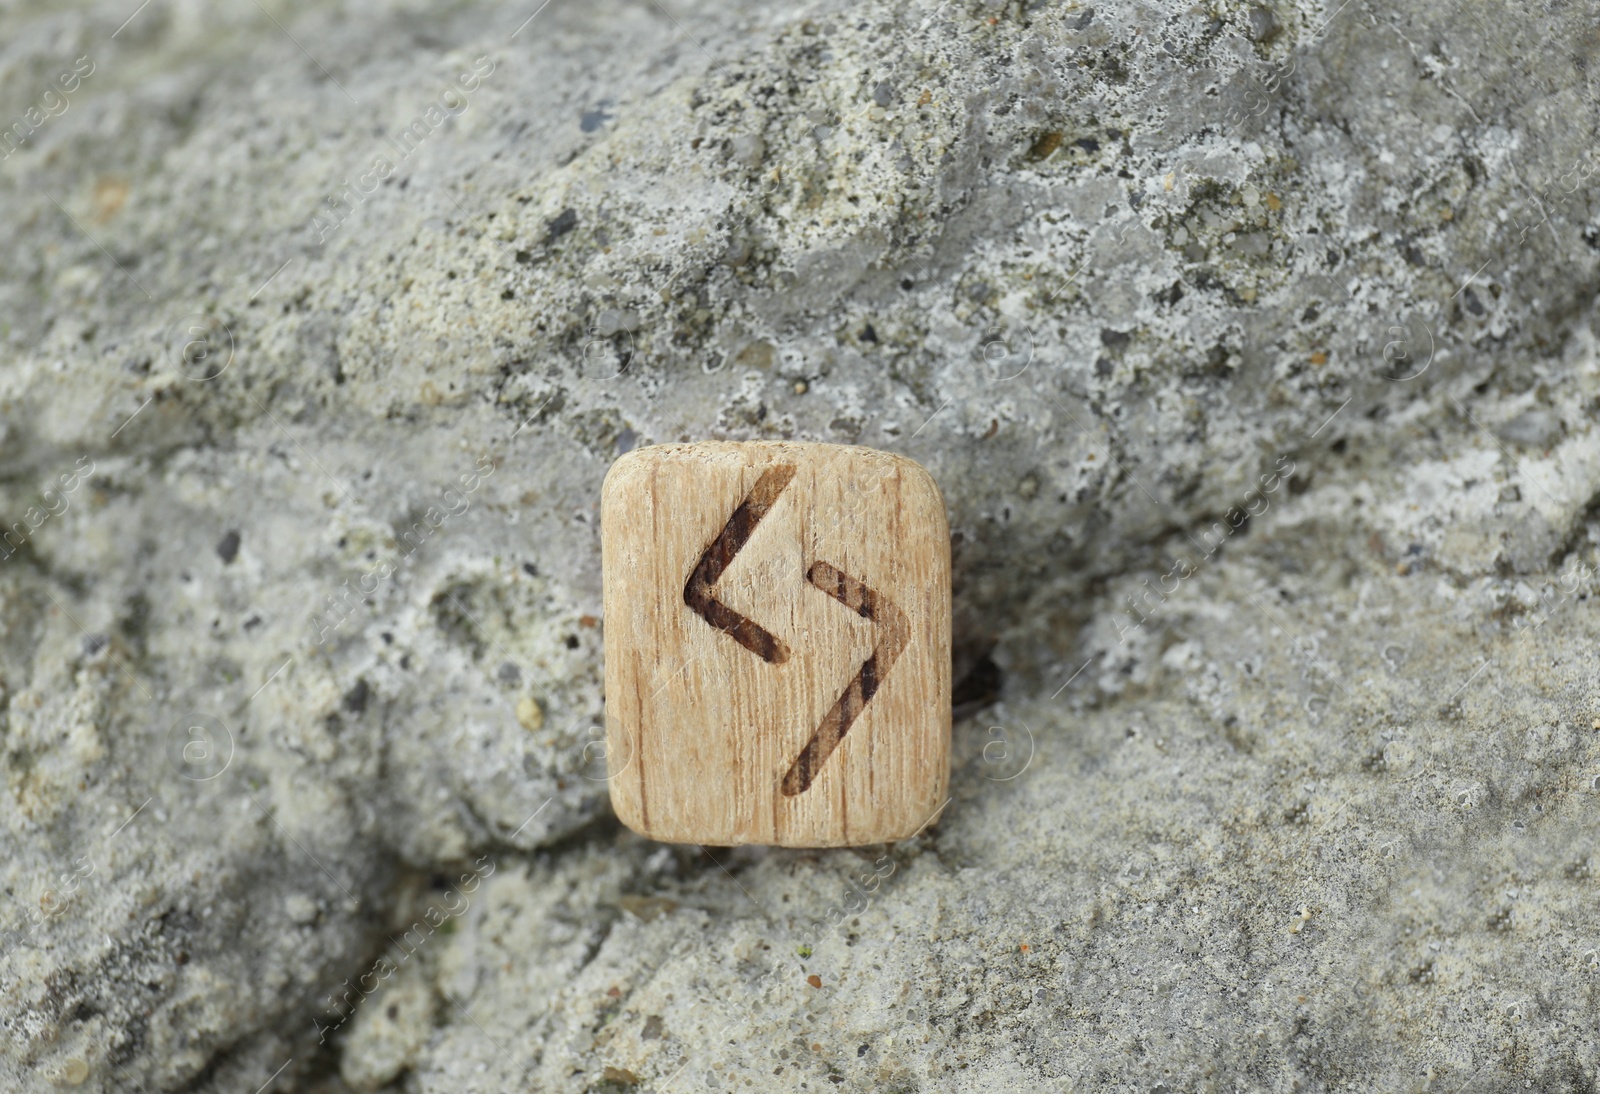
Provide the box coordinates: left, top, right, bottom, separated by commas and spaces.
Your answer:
601, 441, 951, 847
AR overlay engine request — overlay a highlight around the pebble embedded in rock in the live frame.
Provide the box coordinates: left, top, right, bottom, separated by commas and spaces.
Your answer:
1495, 409, 1561, 448
594, 307, 639, 335
729, 134, 765, 169
546, 207, 578, 242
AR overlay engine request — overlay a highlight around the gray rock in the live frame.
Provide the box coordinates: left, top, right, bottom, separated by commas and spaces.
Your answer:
0, 0, 1597, 1089
727, 134, 766, 170
1247, 5, 1281, 42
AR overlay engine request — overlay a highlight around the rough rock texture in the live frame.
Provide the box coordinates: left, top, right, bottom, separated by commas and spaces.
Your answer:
2, 0, 1599, 1089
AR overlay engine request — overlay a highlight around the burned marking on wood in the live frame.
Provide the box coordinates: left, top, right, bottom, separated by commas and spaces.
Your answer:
683, 464, 797, 664
781, 560, 909, 796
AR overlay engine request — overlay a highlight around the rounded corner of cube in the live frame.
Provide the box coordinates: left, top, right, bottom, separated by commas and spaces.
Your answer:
608, 788, 652, 840
601, 448, 651, 495
602, 452, 667, 521
886, 792, 952, 845
886, 453, 947, 510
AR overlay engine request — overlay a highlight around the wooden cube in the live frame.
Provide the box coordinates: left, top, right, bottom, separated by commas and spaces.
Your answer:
601, 441, 951, 847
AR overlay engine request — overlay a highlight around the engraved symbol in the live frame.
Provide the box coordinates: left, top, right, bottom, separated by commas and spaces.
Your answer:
781, 562, 907, 795
683, 464, 908, 796
683, 465, 796, 664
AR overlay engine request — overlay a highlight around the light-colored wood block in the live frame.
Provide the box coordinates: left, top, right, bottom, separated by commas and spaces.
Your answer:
601, 441, 951, 847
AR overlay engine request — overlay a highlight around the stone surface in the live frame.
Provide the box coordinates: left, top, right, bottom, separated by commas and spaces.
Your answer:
0, 0, 1597, 1090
